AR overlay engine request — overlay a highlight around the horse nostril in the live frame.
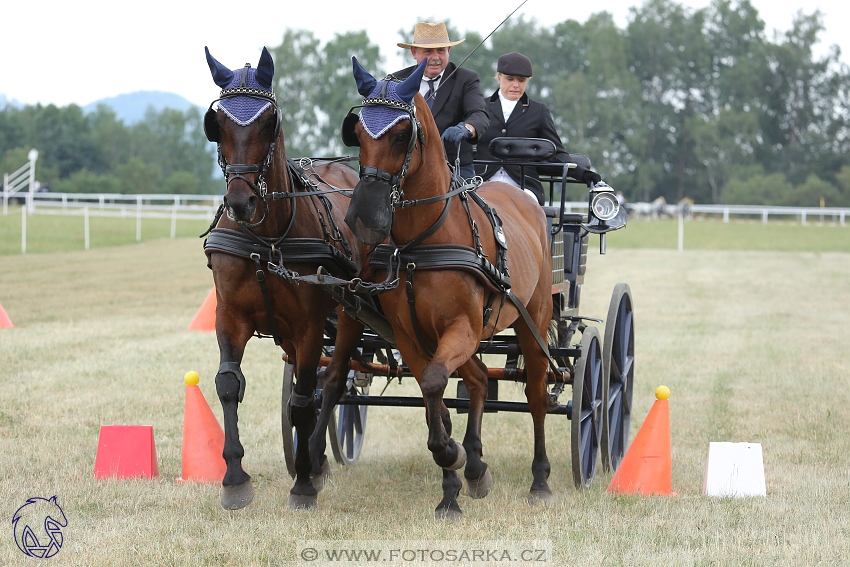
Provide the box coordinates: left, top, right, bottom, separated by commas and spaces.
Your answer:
223, 195, 230, 208
247, 195, 258, 210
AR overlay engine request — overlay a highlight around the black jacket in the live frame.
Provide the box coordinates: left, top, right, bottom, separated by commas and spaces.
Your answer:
474, 90, 569, 204
393, 62, 489, 167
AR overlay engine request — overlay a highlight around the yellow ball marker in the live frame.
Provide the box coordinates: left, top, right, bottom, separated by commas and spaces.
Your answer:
655, 385, 670, 400
184, 371, 200, 386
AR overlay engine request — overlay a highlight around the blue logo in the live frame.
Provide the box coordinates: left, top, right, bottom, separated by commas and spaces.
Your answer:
12, 496, 67, 559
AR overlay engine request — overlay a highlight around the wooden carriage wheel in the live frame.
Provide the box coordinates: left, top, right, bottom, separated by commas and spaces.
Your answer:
571, 326, 605, 488
600, 283, 635, 473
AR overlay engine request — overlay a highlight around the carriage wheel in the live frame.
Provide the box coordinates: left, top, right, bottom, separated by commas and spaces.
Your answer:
571, 326, 604, 488
600, 283, 635, 473
329, 372, 369, 466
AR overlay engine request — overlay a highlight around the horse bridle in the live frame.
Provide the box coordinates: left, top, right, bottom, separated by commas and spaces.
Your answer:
205, 69, 282, 228
341, 77, 426, 211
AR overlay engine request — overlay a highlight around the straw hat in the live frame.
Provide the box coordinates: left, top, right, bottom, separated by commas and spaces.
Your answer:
397, 22, 465, 49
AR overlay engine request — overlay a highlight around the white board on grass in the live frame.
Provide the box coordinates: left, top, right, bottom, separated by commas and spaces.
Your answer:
703, 442, 766, 497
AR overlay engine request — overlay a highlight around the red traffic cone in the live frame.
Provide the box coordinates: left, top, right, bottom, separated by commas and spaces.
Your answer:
94, 425, 159, 479
0, 302, 13, 328
188, 287, 216, 331
177, 371, 226, 484
608, 385, 672, 495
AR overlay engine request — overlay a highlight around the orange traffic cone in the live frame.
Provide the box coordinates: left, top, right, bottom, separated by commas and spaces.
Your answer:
177, 371, 226, 484
608, 385, 672, 495
0, 302, 12, 328
188, 287, 216, 331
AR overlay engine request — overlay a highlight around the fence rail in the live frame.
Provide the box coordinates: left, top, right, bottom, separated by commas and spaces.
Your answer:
626, 201, 848, 226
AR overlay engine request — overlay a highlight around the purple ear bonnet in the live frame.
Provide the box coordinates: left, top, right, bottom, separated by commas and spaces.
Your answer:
218, 69, 272, 127
359, 81, 410, 139
206, 47, 275, 127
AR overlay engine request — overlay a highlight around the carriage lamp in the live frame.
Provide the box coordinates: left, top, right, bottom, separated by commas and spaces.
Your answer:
590, 185, 620, 222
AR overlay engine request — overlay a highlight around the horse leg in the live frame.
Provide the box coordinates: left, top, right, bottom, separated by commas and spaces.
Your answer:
287, 318, 327, 509
413, 328, 481, 519
515, 324, 554, 504
308, 310, 365, 475
434, 402, 463, 520
215, 333, 255, 510
458, 356, 493, 499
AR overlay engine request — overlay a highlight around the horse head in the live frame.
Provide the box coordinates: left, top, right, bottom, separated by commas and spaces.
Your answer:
342, 57, 437, 245
204, 46, 281, 226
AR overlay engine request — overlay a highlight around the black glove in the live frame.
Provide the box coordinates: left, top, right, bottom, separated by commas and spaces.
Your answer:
441, 122, 472, 146
571, 165, 602, 187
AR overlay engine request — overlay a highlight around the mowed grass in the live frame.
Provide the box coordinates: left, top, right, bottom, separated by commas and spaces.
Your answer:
0, 225, 849, 565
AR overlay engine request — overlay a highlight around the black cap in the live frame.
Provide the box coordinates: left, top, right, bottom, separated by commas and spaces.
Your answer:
497, 52, 532, 77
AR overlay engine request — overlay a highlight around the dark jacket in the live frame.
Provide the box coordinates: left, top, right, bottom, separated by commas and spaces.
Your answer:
393, 62, 489, 168
474, 90, 569, 204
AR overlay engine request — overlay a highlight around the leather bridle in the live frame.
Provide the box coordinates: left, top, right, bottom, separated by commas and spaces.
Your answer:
205, 77, 281, 228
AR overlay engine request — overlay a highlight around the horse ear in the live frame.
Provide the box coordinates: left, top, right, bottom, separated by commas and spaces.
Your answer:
396, 59, 427, 104
257, 47, 274, 90
352, 56, 377, 97
205, 46, 234, 88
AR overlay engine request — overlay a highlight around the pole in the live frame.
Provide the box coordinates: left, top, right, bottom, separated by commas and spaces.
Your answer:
84, 207, 90, 250
678, 212, 684, 252
3, 172, 8, 215
27, 149, 38, 214
136, 200, 142, 242
21, 203, 27, 254
171, 205, 177, 238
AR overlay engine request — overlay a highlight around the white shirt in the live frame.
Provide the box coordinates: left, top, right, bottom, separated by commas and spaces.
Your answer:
498, 90, 519, 122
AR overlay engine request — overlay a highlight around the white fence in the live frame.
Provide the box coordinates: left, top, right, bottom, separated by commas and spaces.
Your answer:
6, 191, 222, 254
626, 201, 848, 226
4, 191, 847, 254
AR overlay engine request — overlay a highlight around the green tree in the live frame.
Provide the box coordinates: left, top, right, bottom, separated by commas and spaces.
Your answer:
52, 169, 120, 194
114, 158, 163, 194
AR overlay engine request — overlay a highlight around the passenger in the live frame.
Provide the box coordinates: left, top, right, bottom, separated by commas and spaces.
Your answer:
393, 21, 489, 180
474, 52, 600, 205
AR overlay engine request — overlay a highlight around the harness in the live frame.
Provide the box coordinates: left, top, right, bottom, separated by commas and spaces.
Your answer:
203, 154, 358, 346
341, 77, 562, 376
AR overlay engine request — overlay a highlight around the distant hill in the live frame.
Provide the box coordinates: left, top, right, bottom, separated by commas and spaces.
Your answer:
83, 91, 202, 124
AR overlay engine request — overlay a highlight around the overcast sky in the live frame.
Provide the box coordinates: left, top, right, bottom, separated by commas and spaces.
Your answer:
1, 0, 844, 109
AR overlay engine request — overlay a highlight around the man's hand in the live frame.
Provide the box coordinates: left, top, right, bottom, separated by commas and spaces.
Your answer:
441, 122, 472, 146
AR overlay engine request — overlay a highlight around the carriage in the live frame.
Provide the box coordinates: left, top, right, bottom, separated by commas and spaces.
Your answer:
279, 136, 635, 491
202, 48, 635, 516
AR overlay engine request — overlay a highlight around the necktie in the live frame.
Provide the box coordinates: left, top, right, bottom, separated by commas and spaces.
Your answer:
426, 79, 436, 108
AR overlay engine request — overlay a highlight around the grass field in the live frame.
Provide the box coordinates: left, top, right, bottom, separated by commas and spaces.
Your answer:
1, 219, 849, 565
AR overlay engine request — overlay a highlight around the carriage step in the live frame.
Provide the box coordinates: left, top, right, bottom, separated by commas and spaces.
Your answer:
335, 395, 572, 417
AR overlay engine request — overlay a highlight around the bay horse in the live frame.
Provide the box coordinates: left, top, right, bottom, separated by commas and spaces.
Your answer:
201, 47, 365, 510
313, 57, 557, 519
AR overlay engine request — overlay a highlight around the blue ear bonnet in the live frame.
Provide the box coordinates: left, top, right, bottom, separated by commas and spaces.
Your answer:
218, 68, 272, 127
359, 80, 411, 139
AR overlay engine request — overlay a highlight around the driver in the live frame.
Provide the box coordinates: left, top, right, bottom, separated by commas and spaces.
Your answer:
474, 52, 599, 205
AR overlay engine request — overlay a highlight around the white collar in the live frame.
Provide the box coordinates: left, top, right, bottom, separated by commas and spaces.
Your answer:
498, 90, 520, 121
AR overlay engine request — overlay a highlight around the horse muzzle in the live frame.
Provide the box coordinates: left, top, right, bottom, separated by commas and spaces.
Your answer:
344, 178, 394, 245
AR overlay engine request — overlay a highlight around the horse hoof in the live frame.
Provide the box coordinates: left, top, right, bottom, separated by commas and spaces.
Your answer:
287, 492, 318, 510
527, 490, 555, 506
311, 458, 332, 492
445, 443, 467, 471
465, 467, 493, 499
220, 480, 254, 510
435, 506, 462, 521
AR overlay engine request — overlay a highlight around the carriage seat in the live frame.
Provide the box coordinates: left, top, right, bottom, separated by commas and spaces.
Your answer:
488, 137, 556, 161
